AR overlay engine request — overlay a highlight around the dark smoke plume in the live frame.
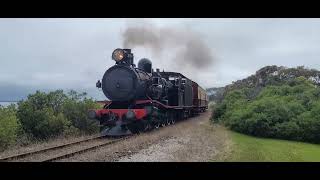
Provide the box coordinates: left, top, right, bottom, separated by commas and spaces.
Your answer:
122, 24, 214, 69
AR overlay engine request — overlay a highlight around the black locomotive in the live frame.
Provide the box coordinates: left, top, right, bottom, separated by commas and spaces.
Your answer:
89, 48, 208, 136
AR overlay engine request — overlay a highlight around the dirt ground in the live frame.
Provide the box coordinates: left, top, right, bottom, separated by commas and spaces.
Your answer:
59, 111, 232, 162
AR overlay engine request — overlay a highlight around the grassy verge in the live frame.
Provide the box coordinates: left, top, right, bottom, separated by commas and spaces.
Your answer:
226, 131, 320, 162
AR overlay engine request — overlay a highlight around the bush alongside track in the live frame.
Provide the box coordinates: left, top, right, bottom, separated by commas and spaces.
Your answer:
0, 105, 20, 150
0, 90, 100, 151
212, 77, 320, 144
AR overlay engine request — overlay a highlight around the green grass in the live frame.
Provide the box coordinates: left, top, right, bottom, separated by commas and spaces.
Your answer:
226, 131, 320, 162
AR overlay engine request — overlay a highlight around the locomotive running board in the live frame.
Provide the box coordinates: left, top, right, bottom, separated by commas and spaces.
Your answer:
135, 99, 193, 109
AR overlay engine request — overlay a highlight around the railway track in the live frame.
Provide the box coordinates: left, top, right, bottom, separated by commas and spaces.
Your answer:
0, 135, 128, 162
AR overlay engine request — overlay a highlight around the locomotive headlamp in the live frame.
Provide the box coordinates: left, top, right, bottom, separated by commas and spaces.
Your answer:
112, 48, 125, 62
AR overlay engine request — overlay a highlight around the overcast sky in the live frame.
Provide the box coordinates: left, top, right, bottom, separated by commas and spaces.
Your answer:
1, 18, 320, 101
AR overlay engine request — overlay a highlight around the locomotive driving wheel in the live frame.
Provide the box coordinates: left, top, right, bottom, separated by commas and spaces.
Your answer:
154, 118, 160, 129
166, 118, 171, 126
171, 114, 176, 124
145, 123, 152, 131
142, 120, 152, 132
127, 122, 140, 134
161, 120, 166, 127
154, 122, 160, 129
160, 113, 166, 127
165, 112, 171, 126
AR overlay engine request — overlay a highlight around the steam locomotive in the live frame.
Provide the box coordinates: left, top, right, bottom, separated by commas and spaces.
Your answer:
88, 48, 208, 136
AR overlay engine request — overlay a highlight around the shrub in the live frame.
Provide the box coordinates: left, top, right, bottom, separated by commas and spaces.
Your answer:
16, 90, 100, 140
62, 91, 100, 134
295, 102, 320, 143
212, 88, 250, 124
17, 91, 72, 140
273, 121, 300, 140
0, 104, 20, 150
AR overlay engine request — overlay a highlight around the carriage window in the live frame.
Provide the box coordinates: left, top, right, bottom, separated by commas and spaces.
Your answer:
181, 78, 186, 84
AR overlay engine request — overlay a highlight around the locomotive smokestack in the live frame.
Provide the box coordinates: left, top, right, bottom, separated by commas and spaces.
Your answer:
123, 49, 131, 53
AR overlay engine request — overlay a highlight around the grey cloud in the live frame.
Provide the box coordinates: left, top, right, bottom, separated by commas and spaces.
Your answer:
1, 18, 320, 100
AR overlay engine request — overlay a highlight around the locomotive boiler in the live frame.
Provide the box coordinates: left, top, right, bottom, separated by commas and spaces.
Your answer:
89, 48, 208, 136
